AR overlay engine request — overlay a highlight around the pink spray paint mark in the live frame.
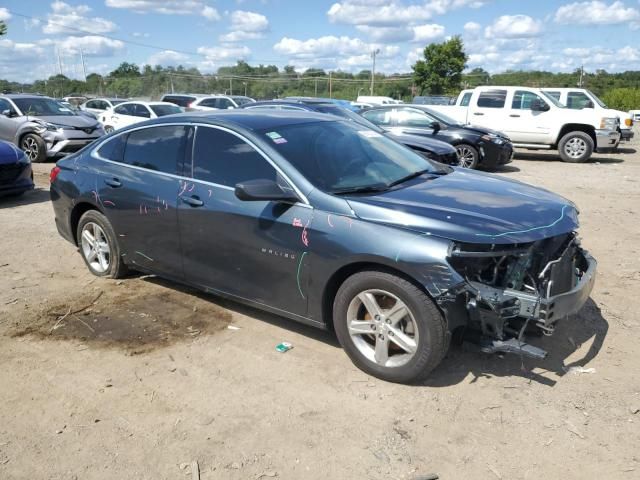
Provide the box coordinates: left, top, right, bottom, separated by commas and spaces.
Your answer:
188, 183, 195, 192
292, 218, 303, 228
103, 200, 115, 207
178, 181, 188, 196
144, 205, 148, 215
208, 189, 212, 198
301, 219, 310, 247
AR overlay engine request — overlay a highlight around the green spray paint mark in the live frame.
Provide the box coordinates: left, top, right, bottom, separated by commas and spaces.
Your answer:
475, 205, 569, 239
296, 251, 308, 299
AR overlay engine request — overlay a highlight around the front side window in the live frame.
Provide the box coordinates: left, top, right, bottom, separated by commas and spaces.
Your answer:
123, 126, 188, 174
394, 108, 434, 127
192, 127, 277, 187
257, 120, 439, 193
567, 92, 592, 109
114, 104, 133, 115
460, 92, 472, 107
512, 91, 547, 110
216, 98, 234, 109
132, 104, 151, 118
477, 90, 507, 108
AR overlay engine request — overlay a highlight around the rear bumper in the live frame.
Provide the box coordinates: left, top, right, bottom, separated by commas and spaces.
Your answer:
595, 129, 621, 150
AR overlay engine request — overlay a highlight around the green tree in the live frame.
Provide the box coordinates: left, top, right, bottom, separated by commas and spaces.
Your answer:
109, 62, 141, 78
0, 20, 7, 37
412, 36, 468, 95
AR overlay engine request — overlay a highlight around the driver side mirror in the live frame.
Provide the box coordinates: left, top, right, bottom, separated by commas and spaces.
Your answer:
530, 99, 550, 112
2, 109, 17, 118
430, 121, 442, 133
235, 179, 299, 203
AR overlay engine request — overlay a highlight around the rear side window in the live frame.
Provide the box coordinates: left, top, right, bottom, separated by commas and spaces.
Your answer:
198, 98, 218, 108
123, 126, 189, 174
162, 95, 196, 107
97, 134, 127, 162
395, 108, 433, 127
567, 92, 592, 109
477, 90, 507, 108
191, 127, 276, 187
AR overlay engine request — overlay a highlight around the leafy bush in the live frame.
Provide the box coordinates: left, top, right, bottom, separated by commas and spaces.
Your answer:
602, 88, 640, 112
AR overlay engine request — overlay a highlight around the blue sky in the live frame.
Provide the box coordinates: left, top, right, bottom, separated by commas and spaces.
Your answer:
1, 0, 639, 82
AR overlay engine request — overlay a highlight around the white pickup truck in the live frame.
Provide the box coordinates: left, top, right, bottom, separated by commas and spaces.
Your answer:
540, 88, 634, 145
429, 86, 620, 163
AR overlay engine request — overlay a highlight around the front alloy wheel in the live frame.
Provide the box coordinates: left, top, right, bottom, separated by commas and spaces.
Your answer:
20, 134, 47, 163
455, 144, 479, 169
347, 289, 418, 367
334, 271, 448, 383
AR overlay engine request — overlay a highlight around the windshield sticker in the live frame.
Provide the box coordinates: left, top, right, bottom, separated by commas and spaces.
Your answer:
266, 131, 282, 139
59, 108, 72, 112
358, 130, 382, 138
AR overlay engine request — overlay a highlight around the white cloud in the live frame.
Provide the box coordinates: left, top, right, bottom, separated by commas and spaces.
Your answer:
555, 1, 640, 25
355, 25, 413, 42
44, 1, 116, 35
146, 50, 189, 66
56, 35, 125, 56
105, 0, 210, 15
485, 14, 543, 38
132, 32, 149, 38
274, 35, 396, 60
412, 23, 445, 42
197, 45, 251, 62
0, 7, 12, 22
202, 6, 221, 21
327, 0, 484, 27
463, 21, 482, 35
219, 10, 269, 42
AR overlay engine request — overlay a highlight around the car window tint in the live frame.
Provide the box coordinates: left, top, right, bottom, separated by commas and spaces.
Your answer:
123, 126, 188, 174
362, 109, 393, 126
198, 98, 218, 107
192, 127, 276, 187
477, 90, 507, 108
512, 91, 545, 110
0, 98, 12, 112
567, 92, 592, 109
460, 92, 472, 107
395, 109, 433, 127
133, 104, 151, 118
545, 91, 561, 100
216, 98, 233, 109
114, 104, 131, 115
97, 134, 127, 162
163, 96, 195, 107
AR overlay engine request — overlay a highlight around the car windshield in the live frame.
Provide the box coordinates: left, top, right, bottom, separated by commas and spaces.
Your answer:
13, 97, 75, 117
422, 107, 462, 126
150, 104, 182, 117
258, 120, 439, 194
232, 96, 254, 106
586, 90, 607, 108
541, 91, 565, 108
312, 105, 386, 133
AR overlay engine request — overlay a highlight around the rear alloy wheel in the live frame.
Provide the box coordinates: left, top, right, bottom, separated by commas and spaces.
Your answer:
20, 133, 47, 163
104, 126, 115, 134
334, 271, 448, 383
77, 210, 128, 278
455, 143, 479, 169
558, 131, 594, 163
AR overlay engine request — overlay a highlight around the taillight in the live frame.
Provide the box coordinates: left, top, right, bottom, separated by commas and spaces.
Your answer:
50, 166, 61, 184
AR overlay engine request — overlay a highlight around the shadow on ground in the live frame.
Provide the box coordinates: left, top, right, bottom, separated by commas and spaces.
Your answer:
514, 151, 625, 164
0, 188, 50, 209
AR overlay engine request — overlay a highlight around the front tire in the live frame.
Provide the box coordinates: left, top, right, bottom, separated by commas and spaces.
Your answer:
77, 210, 128, 278
455, 143, 479, 169
558, 131, 594, 163
20, 133, 47, 163
333, 271, 448, 384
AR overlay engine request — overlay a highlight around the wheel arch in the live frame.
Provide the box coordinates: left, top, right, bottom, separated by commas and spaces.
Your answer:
69, 201, 105, 246
320, 261, 440, 332
555, 124, 596, 148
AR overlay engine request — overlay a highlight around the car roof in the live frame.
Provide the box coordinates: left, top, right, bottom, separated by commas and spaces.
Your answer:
243, 100, 315, 109
2, 93, 55, 99
152, 110, 337, 131
118, 101, 178, 106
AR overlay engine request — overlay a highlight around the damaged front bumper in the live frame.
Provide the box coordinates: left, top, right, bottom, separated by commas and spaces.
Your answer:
445, 235, 596, 359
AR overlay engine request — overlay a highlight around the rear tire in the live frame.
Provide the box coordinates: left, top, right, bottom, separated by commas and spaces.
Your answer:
558, 131, 594, 163
333, 271, 448, 384
20, 134, 47, 163
454, 143, 479, 169
77, 210, 128, 279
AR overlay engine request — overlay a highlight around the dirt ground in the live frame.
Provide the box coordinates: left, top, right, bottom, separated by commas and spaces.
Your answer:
1, 129, 639, 480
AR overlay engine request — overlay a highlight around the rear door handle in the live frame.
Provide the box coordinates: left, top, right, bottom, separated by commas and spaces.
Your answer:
181, 195, 204, 207
510, 114, 521, 117
473, 112, 484, 116
104, 178, 122, 188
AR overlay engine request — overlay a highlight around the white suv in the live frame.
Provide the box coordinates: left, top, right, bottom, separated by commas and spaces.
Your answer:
161, 94, 255, 111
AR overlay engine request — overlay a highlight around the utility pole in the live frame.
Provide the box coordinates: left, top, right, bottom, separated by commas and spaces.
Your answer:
80, 48, 87, 82
169, 75, 174, 93
229, 77, 233, 95
314, 78, 318, 96
370, 48, 380, 95
578, 65, 584, 88
329, 71, 333, 98
56, 47, 63, 76
243, 82, 247, 96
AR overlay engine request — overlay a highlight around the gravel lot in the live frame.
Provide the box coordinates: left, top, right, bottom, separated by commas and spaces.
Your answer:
1, 129, 639, 479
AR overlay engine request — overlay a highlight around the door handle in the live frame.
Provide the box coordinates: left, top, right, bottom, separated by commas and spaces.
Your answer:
473, 112, 484, 116
104, 178, 122, 188
181, 195, 204, 207
510, 114, 521, 117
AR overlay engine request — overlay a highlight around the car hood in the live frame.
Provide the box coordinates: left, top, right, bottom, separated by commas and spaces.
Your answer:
0, 141, 23, 165
346, 168, 579, 244
384, 129, 456, 154
27, 114, 100, 128
462, 124, 509, 139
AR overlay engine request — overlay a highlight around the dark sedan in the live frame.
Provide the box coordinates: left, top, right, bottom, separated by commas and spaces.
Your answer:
362, 105, 513, 169
242, 100, 460, 166
0, 140, 34, 197
50, 111, 596, 384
